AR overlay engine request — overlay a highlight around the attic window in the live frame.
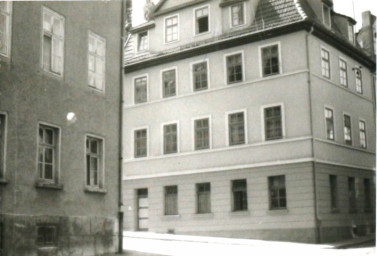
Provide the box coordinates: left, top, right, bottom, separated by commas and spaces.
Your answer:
195, 6, 209, 35
138, 32, 148, 51
348, 24, 354, 43
322, 4, 331, 28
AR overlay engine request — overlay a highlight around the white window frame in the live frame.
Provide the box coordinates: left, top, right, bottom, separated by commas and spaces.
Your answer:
339, 57, 348, 87
164, 14, 179, 44
193, 4, 210, 36
160, 66, 178, 98
359, 119, 367, 149
137, 31, 149, 52
85, 134, 105, 190
41, 6, 65, 77
354, 66, 363, 94
164, 185, 179, 216
0, 1, 12, 58
229, 2, 246, 28
322, 3, 331, 28
258, 41, 282, 78
37, 122, 61, 184
88, 30, 106, 92
320, 46, 331, 79
192, 115, 212, 151
0, 112, 8, 180
161, 121, 180, 155
324, 105, 336, 141
132, 126, 149, 158
343, 113, 352, 146
190, 59, 210, 92
133, 73, 149, 104
223, 50, 245, 85
225, 109, 248, 146
261, 103, 285, 141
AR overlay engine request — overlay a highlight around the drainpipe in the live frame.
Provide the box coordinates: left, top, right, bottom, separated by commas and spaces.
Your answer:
118, 0, 125, 253
305, 25, 321, 244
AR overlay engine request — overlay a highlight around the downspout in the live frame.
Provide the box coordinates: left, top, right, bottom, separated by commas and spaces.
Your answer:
118, 0, 125, 253
305, 25, 321, 243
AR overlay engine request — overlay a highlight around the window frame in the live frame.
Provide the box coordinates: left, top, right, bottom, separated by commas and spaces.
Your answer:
339, 57, 348, 87
196, 182, 211, 214
37, 122, 61, 185
268, 175, 287, 210
41, 6, 65, 77
229, 2, 246, 28
354, 67, 363, 94
161, 121, 179, 155
329, 175, 338, 210
36, 224, 58, 247
164, 14, 179, 44
137, 31, 149, 52
320, 47, 331, 79
364, 178, 372, 212
192, 115, 212, 151
324, 106, 335, 141
348, 177, 357, 213
343, 113, 352, 146
0, 1, 12, 58
0, 112, 8, 181
261, 103, 285, 141
258, 42, 282, 78
133, 126, 149, 158
348, 23, 354, 43
133, 74, 149, 104
190, 59, 210, 92
226, 109, 247, 146
85, 134, 105, 191
224, 50, 245, 85
160, 66, 178, 98
164, 185, 178, 216
193, 4, 210, 36
87, 30, 106, 92
359, 119, 367, 149
322, 3, 331, 28
231, 179, 248, 212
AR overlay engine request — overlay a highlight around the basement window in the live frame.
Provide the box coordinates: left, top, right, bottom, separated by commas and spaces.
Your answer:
37, 225, 57, 247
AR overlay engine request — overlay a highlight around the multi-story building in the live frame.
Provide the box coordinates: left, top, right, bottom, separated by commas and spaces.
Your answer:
122, 0, 376, 244
0, 1, 123, 255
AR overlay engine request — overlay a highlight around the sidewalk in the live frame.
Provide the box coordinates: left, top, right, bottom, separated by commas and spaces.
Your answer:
330, 234, 376, 249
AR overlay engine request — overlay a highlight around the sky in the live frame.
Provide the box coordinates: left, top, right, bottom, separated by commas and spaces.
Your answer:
132, 0, 377, 29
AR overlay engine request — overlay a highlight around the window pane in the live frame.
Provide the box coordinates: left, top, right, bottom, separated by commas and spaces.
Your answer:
264, 106, 282, 140
163, 70, 176, 97
44, 164, 53, 180
262, 45, 279, 76
43, 35, 52, 70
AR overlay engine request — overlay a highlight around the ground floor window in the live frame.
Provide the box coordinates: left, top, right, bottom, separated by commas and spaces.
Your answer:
164, 185, 178, 215
232, 179, 248, 211
268, 175, 286, 210
196, 183, 211, 214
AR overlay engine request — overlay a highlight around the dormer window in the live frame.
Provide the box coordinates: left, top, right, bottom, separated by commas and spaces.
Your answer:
194, 6, 209, 35
165, 15, 179, 43
231, 3, 245, 27
348, 23, 354, 43
322, 4, 331, 28
138, 31, 148, 52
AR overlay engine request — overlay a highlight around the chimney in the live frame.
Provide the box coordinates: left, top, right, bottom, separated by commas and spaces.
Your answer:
362, 11, 372, 27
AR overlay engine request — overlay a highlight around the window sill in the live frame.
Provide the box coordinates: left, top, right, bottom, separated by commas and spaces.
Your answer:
267, 208, 288, 215
331, 208, 340, 213
84, 186, 107, 194
35, 181, 64, 190
193, 212, 214, 218
162, 214, 181, 219
0, 178, 8, 185
229, 210, 250, 216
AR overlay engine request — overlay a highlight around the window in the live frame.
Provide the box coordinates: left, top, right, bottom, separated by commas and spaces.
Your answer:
264, 106, 283, 140
269, 175, 286, 210
138, 31, 148, 51
192, 61, 208, 91
42, 7, 64, 76
231, 3, 244, 27
194, 118, 210, 150
165, 15, 178, 43
228, 112, 245, 146
321, 48, 330, 78
86, 136, 104, 188
134, 129, 147, 158
38, 124, 59, 183
348, 177, 357, 212
0, 1, 12, 57
88, 32, 106, 91
322, 3, 331, 28
194, 6, 209, 34
359, 120, 367, 149
37, 225, 57, 247
164, 186, 178, 215
163, 123, 178, 154
226, 53, 243, 84
196, 183, 211, 214
134, 76, 147, 104
329, 175, 338, 210
162, 68, 177, 98
0, 114, 6, 180
339, 59, 348, 86
325, 108, 334, 140
355, 68, 362, 94
348, 24, 354, 43
261, 44, 280, 77
344, 114, 352, 145
364, 179, 372, 212
232, 179, 247, 211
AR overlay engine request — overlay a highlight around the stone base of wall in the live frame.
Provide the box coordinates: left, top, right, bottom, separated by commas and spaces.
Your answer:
320, 223, 376, 243
0, 214, 118, 256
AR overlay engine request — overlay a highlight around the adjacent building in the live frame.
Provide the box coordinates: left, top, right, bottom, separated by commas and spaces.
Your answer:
123, 0, 376, 243
0, 1, 123, 255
